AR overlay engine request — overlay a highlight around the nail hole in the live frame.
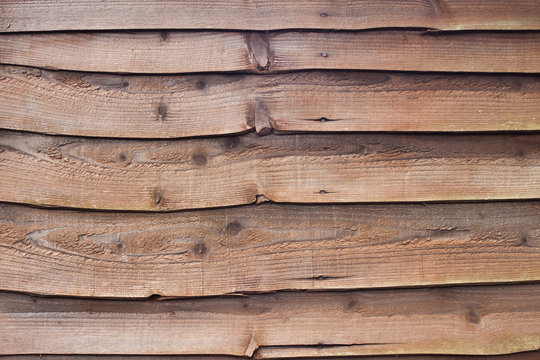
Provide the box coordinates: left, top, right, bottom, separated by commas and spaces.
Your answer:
118, 152, 127, 162
320, 52, 329, 58
319, 190, 327, 194
320, 12, 328, 18
320, 117, 328, 122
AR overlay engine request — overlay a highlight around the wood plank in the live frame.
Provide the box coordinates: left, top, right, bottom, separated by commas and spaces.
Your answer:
1, 132, 538, 210
1, 0, 539, 32
1, 31, 539, 73
3, 355, 540, 360
1, 66, 538, 138
1, 201, 539, 297
2, 284, 540, 356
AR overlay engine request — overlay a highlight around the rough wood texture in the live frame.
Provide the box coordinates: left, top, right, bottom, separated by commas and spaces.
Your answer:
1, 31, 539, 73
1, 131, 538, 210
1, 66, 538, 138
1, 0, 539, 32
3, 355, 540, 360
1, 201, 539, 297
2, 284, 540, 356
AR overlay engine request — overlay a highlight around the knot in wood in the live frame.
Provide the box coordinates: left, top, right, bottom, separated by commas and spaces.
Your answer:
247, 33, 271, 73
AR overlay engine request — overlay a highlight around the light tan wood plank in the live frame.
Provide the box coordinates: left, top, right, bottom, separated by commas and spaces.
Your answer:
1, 66, 538, 138
1, 132, 538, 210
1, 0, 539, 32
2, 284, 540, 356
1, 31, 539, 73
1, 202, 539, 297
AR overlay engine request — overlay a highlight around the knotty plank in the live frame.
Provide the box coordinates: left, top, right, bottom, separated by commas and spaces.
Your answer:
1, 66, 538, 138
1, 0, 539, 32
1, 201, 539, 297
2, 284, 540, 356
1, 132, 538, 210
1, 31, 539, 73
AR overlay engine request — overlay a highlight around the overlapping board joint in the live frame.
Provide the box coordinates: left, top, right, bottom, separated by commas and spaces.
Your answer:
1, 0, 540, 358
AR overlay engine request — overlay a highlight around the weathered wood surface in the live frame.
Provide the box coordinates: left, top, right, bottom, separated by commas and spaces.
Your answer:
1, 132, 539, 210
1, 201, 539, 297
1, 66, 538, 138
3, 355, 540, 360
1, 0, 539, 32
1, 31, 539, 74
2, 284, 540, 356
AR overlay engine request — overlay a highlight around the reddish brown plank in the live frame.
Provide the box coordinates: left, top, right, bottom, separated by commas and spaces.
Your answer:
1, 31, 538, 73
2, 355, 539, 360
1, 132, 538, 210
1, 201, 539, 297
1, 0, 539, 32
2, 284, 540, 356
1, 66, 538, 138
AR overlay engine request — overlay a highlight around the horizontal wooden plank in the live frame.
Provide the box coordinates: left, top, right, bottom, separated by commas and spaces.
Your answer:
1, 201, 539, 297
3, 355, 540, 360
1, 132, 538, 210
2, 284, 540, 356
1, 66, 538, 138
1, 31, 539, 73
1, 0, 539, 32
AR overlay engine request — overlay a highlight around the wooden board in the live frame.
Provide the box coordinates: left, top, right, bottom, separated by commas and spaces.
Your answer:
1, 31, 539, 73
2, 284, 540, 356
4, 355, 540, 360
1, 66, 538, 138
1, 0, 539, 32
1, 201, 539, 297
1, 131, 538, 210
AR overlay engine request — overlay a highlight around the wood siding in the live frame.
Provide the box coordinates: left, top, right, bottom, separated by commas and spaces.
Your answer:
1, 1, 539, 358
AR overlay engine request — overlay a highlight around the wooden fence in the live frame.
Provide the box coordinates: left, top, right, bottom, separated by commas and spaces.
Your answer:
0, 0, 539, 358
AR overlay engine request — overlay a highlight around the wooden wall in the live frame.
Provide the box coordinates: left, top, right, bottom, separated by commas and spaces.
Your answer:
0, 0, 539, 358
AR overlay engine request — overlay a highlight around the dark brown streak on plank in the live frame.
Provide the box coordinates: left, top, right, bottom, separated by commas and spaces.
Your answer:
1, 31, 539, 73
0, 0, 539, 31
0, 201, 539, 297
0, 66, 538, 138
1, 284, 540, 355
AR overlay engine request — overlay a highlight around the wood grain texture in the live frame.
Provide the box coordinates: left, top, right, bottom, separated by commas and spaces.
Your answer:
1, 0, 539, 32
1, 131, 539, 210
3, 355, 540, 360
2, 284, 540, 356
1, 201, 539, 297
1, 31, 539, 73
1, 66, 538, 138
